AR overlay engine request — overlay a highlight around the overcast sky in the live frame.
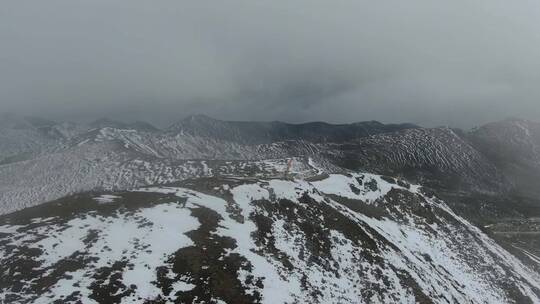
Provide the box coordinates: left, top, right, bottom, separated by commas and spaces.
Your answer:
2, 0, 540, 128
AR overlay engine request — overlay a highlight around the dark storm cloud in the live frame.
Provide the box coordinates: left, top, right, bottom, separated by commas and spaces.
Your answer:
1, 0, 540, 127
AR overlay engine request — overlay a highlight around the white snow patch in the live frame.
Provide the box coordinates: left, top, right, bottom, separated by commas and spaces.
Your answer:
1, 202, 199, 304
93, 194, 121, 204
312, 173, 399, 202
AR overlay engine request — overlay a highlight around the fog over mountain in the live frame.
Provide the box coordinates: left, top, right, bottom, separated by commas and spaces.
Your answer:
2, 3, 540, 303
2, 0, 540, 127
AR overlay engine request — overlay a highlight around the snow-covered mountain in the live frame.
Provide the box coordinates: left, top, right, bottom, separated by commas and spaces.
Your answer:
0, 115, 536, 214
0, 115, 65, 162
1, 173, 538, 303
322, 127, 507, 193
1, 115, 540, 303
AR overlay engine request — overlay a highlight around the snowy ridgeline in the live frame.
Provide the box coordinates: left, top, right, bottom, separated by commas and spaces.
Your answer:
1, 173, 538, 304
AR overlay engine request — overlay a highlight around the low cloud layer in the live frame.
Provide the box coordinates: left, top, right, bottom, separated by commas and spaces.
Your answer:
2, 0, 540, 127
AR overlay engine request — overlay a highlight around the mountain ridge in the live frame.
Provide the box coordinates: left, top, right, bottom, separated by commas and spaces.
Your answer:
167, 114, 419, 144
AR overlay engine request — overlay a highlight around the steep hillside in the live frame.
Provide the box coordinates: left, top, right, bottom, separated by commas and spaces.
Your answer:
469, 119, 540, 198
0, 115, 64, 162
325, 127, 507, 193
1, 173, 538, 303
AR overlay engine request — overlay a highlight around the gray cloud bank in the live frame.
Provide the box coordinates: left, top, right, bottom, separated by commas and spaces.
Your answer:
1, 0, 540, 127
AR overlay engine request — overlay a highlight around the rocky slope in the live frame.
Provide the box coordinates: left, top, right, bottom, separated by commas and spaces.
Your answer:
1, 173, 539, 304
469, 118, 540, 198
326, 127, 507, 193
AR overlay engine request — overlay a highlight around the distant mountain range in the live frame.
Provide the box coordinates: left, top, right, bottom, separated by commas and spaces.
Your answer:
168, 114, 419, 144
1, 114, 538, 211
1, 114, 540, 303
